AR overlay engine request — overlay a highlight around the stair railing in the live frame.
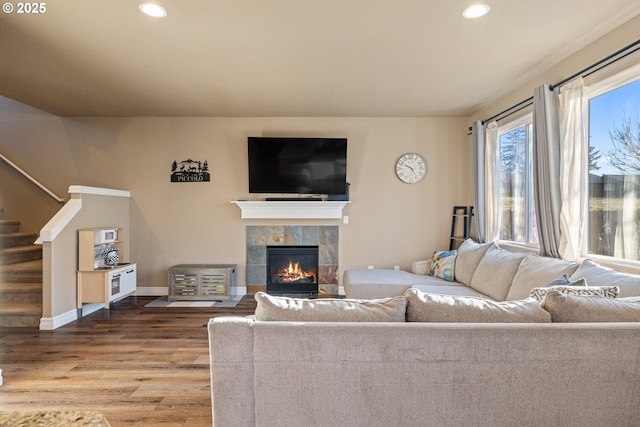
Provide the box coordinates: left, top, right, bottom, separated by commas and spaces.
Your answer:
0, 153, 65, 204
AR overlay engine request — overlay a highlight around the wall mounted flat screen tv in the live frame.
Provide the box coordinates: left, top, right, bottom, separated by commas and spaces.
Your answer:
248, 137, 347, 195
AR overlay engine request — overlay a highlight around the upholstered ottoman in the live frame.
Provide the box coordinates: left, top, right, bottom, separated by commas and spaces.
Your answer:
343, 269, 471, 299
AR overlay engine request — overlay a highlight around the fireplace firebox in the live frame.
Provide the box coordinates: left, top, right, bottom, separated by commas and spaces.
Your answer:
266, 246, 319, 294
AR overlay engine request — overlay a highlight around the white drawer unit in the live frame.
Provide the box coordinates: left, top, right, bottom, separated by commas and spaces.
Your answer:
110, 265, 137, 299
77, 263, 137, 319
168, 264, 236, 301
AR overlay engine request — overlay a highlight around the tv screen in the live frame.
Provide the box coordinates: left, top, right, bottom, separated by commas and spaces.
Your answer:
248, 137, 347, 195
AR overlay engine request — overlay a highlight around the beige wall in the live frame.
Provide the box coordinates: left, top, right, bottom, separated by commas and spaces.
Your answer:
1, 107, 471, 291
0, 99, 69, 231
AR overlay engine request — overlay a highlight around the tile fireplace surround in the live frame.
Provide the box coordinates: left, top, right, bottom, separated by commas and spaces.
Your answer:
246, 225, 339, 295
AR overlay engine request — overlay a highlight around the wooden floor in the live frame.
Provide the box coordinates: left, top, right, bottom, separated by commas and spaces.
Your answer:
0, 295, 257, 426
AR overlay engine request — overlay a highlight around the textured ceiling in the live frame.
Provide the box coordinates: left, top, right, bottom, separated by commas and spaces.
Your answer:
1, 0, 640, 117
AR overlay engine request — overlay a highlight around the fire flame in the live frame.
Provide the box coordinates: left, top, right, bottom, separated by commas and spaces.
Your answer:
278, 261, 315, 283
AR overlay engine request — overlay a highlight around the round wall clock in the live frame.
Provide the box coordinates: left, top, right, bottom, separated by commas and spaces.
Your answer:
396, 153, 426, 184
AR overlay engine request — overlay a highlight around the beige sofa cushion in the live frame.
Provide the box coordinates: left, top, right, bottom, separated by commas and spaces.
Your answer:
254, 292, 407, 322
506, 253, 580, 300
469, 245, 527, 301
404, 288, 550, 323
542, 290, 640, 322
569, 259, 640, 298
454, 239, 494, 286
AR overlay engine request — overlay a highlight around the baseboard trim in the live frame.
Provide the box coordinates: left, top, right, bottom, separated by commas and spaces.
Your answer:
135, 287, 168, 296
39, 311, 74, 330
39, 303, 107, 330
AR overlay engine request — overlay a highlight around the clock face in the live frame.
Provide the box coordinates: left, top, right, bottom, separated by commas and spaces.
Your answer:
396, 153, 426, 184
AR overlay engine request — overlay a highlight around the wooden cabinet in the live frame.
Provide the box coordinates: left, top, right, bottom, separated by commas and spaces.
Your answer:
77, 228, 137, 319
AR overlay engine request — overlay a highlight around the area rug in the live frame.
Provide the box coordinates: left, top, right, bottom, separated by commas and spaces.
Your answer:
0, 410, 110, 427
145, 295, 242, 308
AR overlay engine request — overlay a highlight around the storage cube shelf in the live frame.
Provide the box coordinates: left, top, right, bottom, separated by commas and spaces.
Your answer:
168, 264, 236, 301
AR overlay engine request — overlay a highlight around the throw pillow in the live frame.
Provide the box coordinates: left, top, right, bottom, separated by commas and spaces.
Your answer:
528, 281, 618, 302
404, 288, 551, 323
454, 239, 494, 286
569, 259, 640, 298
544, 275, 571, 287
254, 292, 407, 322
427, 250, 457, 282
469, 245, 527, 301
542, 290, 640, 322
505, 253, 579, 301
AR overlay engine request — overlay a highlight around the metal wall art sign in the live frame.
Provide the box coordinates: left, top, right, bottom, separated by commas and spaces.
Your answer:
171, 159, 211, 183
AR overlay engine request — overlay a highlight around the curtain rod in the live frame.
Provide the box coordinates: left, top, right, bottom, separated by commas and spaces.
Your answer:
481, 96, 533, 125
479, 38, 640, 126
550, 38, 640, 90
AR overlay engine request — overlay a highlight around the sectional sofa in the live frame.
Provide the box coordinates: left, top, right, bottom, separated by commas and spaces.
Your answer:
207, 240, 640, 426
208, 293, 640, 426
343, 239, 640, 300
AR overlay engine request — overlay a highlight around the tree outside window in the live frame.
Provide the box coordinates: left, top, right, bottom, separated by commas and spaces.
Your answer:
588, 78, 640, 261
498, 121, 537, 244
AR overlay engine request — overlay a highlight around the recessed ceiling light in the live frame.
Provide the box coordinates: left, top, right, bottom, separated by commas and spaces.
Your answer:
462, 4, 490, 19
139, 3, 167, 18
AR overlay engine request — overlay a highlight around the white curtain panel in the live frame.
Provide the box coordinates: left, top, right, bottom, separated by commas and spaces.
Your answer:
485, 121, 500, 243
557, 78, 588, 261
471, 120, 486, 243
615, 175, 640, 259
532, 84, 562, 258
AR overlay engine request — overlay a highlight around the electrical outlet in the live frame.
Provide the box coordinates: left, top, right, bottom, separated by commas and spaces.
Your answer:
368, 265, 374, 270
394, 265, 400, 270
343, 215, 349, 224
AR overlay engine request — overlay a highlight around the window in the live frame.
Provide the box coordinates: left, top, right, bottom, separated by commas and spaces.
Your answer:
497, 115, 538, 244
588, 76, 640, 261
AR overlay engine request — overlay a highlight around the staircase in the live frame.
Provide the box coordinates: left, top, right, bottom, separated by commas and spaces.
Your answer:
0, 219, 43, 327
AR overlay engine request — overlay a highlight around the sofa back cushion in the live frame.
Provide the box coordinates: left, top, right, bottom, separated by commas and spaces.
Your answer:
505, 253, 580, 300
542, 290, 640, 322
569, 259, 640, 298
254, 292, 407, 322
469, 245, 527, 301
404, 288, 550, 323
454, 239, 494, 286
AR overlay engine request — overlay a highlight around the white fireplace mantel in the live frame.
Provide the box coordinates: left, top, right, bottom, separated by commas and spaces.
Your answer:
232, 200, 350, 219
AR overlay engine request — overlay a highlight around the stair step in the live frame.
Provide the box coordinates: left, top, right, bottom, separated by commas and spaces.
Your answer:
0, 302, 41, 327
0, 282, 42, 304
0, 260, 43, 283
0, 245, 42, 266
0, 220, 20, 234
0, 232, 39, 249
